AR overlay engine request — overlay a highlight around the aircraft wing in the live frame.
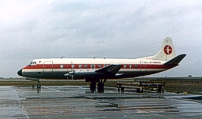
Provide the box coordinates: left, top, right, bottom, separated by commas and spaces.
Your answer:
95, 64, 122, 76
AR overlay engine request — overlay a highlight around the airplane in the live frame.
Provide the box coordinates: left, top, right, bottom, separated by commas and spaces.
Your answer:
17, 37, 186, 92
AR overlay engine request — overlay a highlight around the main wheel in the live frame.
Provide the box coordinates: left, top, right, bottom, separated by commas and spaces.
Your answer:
90, 82, 96, 91
97, 82, 104, 93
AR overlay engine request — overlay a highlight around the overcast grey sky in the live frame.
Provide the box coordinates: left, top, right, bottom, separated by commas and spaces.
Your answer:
0, 0, 202, 78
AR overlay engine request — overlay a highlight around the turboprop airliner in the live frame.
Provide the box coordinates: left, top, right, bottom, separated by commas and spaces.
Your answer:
17, 37, 186, 92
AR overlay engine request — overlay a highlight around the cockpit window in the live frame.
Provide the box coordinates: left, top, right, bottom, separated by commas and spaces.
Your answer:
28, 61, 37, 66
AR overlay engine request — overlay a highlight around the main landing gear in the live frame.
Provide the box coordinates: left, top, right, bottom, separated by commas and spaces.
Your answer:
90, 79, 106, 93
97, 82, 104, 93
90, 82, 96, 91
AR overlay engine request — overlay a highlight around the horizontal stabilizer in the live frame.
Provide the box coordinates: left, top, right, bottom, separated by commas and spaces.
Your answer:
95, 65, 122, 75
163, 54, 186, 65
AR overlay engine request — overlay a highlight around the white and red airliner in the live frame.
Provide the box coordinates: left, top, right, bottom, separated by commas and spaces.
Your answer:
17, 37, 186, 91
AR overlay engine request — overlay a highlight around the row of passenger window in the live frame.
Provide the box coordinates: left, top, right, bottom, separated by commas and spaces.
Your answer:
70, 64, 138, 69
71, 64, 107, 69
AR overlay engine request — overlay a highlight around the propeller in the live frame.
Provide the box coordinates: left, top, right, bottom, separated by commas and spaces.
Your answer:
69, 70, 75, 80
66, 61, 75, 80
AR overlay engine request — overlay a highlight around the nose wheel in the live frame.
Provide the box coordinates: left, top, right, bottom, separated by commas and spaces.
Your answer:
32, 84, 41, 88
36, 84, 41, 88
32, 80, 41, 89
36, 80, 41, 88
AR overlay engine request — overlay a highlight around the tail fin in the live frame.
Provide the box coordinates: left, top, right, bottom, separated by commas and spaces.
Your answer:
146, 37, 176, 61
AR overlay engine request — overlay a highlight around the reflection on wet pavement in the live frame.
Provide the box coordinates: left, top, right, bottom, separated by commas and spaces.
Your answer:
0, 86, 202, 119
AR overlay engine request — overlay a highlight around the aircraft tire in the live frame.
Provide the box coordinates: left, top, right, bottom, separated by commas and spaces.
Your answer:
90, 82, 96, 91
37, 84, 41, 88
97, 82, 104, 93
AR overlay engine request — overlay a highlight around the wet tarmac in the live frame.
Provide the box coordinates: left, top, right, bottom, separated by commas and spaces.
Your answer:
0, 86, 202, 119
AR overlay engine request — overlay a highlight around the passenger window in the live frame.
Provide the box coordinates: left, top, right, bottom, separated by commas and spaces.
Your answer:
98, 64, 101, 68
79, 65, 82, 69
72, 65, 75, 69
60, 65, 64, 69
84, 64, 88, 68
124, 65, 126, 68
91, 64, 95, 69
130, 65, 132, 69
134, 64, 138, 68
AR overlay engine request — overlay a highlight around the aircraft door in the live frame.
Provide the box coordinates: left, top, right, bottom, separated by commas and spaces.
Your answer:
70, 61, 75, 72
140, 61, 146, 71
43, 61, 53, 72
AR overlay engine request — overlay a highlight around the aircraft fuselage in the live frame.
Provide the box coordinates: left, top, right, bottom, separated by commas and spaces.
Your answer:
18, 58, 176, 79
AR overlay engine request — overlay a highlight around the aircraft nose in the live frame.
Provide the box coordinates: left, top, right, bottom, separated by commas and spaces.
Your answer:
17, 69, 22, 76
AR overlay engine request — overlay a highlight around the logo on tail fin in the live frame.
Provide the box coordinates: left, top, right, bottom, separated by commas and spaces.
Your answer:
164, 45, 172, 55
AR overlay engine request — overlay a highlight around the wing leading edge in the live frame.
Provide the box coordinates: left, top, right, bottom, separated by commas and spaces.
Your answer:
95, 64, 122, 76
64, 64, 122, 79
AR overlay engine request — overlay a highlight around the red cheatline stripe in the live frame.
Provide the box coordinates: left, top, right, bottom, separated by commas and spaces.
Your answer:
23, 64, 175, 70
23, 68, 166, 72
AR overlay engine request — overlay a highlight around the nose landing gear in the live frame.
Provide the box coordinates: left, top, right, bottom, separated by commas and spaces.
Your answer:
36, 84, 41, 88
32, 80, 41, 89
